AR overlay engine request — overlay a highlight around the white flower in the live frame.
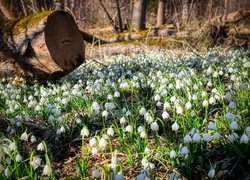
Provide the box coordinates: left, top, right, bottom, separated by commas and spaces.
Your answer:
214, 132, 221, 140
180, 146, 189, 155
228, 101, 236, 109
140, 131, 146, 138
150, 122, 159, 131
185, 102, 192, 110
109, 155, 117, 169
193, 133, 201, 142
176, 106, 183, 114
227, 132, 239, 142
137, 172, 147, 180
126, 111, 131, 116
120, 82, 130, 89
37, 142, 45, 151
56, 129, 61, 135
224, 92, 232, 100
201, 91, 207, 97
91, 147, 98, 155
144, 147, 150, 154
60, 126, 66, 133
170, 96, 176, 102
125, 125, 133, 133
226, 112, 235, 121
209, 97, 216, 105
99, 137, 108, 148
154, 94, 161, 101
4, 167, 11, 178
156, 101, 162, 107
137, 126, 145, 133
120, 117, 126, 124
92, 102, 100, 114
30, 135, 37, 143
141, 157, 148, 167
57, 116, 63, 122
43, 164, 52, 175
170, 150, 177, 158
92, 169, 101, 178
230, 121, 238, 130
139, 107, 147, 115
203, 133, 211, 142
193, 84, 199, 90
48, 115, 54, 121
102, 110, 109, 118
89, 138, 97, 146
207, 81, 212, 87
114, 91, 120, 98
5, 157, 11, 164
202, 100, 209, 107
81, 127, 90, 137
184, 134, 192, 143
122, 107, 127, 113
144, 113, 153, 124
192, 94, 198, 101
208, 122, 216, 130
240, 134, 249, 144
114, 174, 124, 180
105, 102, 116, 110
246, 126, 250, 137
208, 168, 215, 178
9, 142, 16, 151
16, 153, 22, 162
207, 66, 212, 75
107, 94, 113, 100
171, 122, 179, 132
163, 102, 171, 109
107, 127, 115, 137
30, 156, 42, 169
20, 131, 28, 141
144, 162, 155, 170
162, 111, 169, 119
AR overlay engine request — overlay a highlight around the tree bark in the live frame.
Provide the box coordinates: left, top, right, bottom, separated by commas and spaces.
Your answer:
115, 0, 123, 33
132, 0, 148, 30
156, 0, 166, 27
0, 11, 85, 82
182, 0, 189, 26
0, 0, 14, 19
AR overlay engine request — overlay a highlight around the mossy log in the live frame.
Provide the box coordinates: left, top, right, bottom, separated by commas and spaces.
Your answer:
0, 10, 85, 82
198, 10, 250, 49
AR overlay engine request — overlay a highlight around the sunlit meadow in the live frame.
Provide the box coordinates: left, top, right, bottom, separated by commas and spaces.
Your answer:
0, 48, 249, 179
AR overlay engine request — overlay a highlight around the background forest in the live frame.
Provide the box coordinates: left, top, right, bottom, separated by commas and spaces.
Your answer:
0, 1, 249, 180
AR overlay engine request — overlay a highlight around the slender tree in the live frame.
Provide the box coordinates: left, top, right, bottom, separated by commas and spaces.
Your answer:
156, 0, 167, 27
132, 0, 148, 30
182, 0, 189, 26
115, 0, 123, 32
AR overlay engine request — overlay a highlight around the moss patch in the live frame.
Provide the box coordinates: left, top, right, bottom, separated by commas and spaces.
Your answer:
101, 29, 149, 39
0, 11, 54, 39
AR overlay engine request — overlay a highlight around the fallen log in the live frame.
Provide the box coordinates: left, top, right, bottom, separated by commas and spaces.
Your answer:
0, 11, 85, 82
197, 10, 250, 49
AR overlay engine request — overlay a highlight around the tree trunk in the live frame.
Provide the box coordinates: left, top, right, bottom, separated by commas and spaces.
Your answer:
156, 0, 166, 27
0, 11, 85, 82
132, 0, 148, 30
0, 0, 14, 19
115, 0, 123, 33
182, 0, 189, 26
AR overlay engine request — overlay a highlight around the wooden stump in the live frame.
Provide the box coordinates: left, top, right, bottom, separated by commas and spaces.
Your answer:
0, 11, 85, 82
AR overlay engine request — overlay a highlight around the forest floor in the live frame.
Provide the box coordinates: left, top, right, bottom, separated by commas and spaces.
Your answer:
0, 45, 249, 180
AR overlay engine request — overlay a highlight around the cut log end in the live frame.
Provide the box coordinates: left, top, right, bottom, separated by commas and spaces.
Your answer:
45, 11, 85, 71
0, 11, 85, 83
